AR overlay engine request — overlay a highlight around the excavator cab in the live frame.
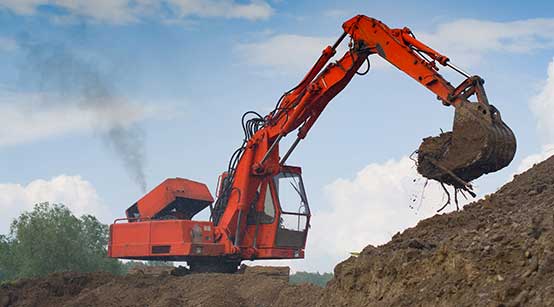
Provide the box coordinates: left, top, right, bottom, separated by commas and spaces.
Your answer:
244, 165, 311, 259
273, 168, 311, 248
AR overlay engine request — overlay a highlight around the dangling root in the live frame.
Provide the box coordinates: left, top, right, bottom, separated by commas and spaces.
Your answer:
437, 183, 451, 212
412, 149, 478, 212
454, 188, 460, 211
437, 185, 472, 212
413, 155, 476, 212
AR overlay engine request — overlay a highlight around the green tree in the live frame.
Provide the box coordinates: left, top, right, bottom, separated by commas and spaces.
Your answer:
0, 202, 122, 280
290, 271, 333, 287
0, 235, 16, 280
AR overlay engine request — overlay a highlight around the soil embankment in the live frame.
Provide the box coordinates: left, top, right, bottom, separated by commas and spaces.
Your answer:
3, 156, 554, 307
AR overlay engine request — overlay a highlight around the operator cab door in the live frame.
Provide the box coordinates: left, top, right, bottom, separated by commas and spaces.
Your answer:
245, 166, 311, 250
273, 167, 310, 248
245, 180, 277, 248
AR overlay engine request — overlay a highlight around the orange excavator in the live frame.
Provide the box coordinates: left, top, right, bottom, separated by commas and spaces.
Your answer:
108, 15, 516, 272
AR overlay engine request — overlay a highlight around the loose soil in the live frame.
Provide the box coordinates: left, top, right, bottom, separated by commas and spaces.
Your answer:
417, 103, 516, 188
3, 155, 554, 307
321, 155, 554, 306
0, 269, 321, 307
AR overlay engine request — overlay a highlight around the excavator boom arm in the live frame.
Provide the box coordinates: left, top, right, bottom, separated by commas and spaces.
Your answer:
343, 16, 457, 104
265, 15, 468, 145
213, 15, 515, 257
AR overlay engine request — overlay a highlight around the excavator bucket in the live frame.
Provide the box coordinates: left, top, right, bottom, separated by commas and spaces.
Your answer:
417, 79, 516, 188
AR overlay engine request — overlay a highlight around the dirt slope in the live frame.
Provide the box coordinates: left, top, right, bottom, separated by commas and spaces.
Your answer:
2, 155, 554, 307
1, 270, 322, 307
320, 155, 554, 307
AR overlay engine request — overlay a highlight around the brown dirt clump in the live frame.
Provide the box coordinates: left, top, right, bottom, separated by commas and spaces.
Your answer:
417, 102, 516, 188
320, 155, 554, 307
418, 132, 455, 183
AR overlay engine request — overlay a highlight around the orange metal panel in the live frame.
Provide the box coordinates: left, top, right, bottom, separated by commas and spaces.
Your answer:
127, 178, 214, 219
255, 248, 304, 259
109, 222, 151, 257
109, 219, 225, 259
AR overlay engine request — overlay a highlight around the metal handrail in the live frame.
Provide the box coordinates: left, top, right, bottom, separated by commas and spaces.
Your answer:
280, 211, 308, 216
112, 216, 153, 224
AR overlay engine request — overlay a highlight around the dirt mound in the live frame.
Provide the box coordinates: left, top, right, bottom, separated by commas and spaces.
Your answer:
127, 265, 174, 276
320, 155, 554, 306
1, 267, 321, 307
3, 155, 554, 307
0, 272, 114, 307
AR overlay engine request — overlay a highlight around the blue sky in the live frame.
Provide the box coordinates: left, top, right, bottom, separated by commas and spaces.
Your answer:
1, 0, 554, 272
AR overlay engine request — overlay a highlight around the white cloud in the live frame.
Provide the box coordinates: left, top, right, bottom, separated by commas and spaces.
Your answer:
0, 0, 39, 15
314, 157, 464, 261
418, 18, 554, 67
0, 0, 138, 24
0, 175, 110, 234
0, 0, 273, 24
234, 33, 388, 75
238, 17, 554, 75
515, 58, 554, 175
235, 34, 334, 74
245, 156, 470, 273
0, 90, 162, 147
295, 157, 466, 272
169, 0, 272, 20
530, 58, 554, 143
516, 144, 554, 175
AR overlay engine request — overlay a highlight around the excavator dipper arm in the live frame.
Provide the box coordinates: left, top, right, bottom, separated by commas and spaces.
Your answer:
265, 17, 455, 144
262, 15, 515, 183
263, 15, 477, 148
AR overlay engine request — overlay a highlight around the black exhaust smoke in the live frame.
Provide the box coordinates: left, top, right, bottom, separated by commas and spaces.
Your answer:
18, 36, 147, 192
